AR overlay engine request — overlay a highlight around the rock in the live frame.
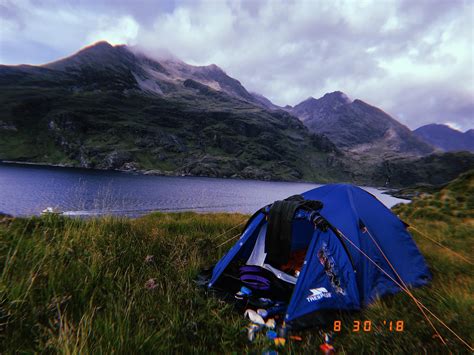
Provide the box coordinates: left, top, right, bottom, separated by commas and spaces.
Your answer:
79, 147, 92, 168
122, 162, 139, 171
240, 166, 271, 180
102, 151, 133, 169
143, 169, 164, 175
159, 134, 186, 153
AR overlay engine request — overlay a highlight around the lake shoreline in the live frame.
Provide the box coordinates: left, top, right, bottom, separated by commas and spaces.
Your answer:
0, 161, 409, 217
0, 161, 447, 201
0, 159, 366, 186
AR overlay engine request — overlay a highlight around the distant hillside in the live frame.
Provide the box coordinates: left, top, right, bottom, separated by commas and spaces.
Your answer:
414, 124, 474, 152
289, 91, 435, 158
0, 42, 347, 182
370, 152, 474, 187
0, 42, 473, 187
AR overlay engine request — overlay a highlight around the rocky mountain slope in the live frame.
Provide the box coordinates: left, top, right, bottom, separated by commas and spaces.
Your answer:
289, 91, 435, 158
414, 124, 474, 152
0, 42, 347, 182
0, 41, 473, 187
43, 42, 270, 108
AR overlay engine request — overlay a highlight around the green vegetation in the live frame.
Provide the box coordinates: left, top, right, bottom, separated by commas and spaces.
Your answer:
1, 172, 473, 353
2, 55, 473, 187
0, 70, 345, 182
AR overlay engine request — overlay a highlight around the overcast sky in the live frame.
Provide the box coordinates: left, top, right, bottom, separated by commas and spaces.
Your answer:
1, 0, 473, 130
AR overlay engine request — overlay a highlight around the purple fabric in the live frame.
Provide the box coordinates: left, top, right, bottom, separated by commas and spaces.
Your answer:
240, 274, 271, 290
239, 265, 272, 290
239, 265, 264, 273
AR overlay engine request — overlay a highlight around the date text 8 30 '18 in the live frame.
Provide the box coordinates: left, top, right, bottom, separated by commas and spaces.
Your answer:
334, 320, 404, 332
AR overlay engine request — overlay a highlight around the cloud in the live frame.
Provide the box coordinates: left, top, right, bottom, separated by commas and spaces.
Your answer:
0, 0, 472, 130
0, 0, 140, 62
445, 121, 463, 132
86, 16, 139, 45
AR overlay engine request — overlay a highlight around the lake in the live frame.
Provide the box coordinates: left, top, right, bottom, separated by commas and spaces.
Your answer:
0, 163, 408, 217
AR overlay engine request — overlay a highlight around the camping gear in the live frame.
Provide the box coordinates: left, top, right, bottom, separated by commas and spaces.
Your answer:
235, 286, 252, 300
239, 266, 272, 291
265, 195, 324, 265
320, 333, 335, 354
280, 249, 306, 276
247, 323, 262, 342
277, 322, 287, 338
245, 313, 279, 343
266, 330, 278, 340
244, 309, 265, 325
265, 318, 276, 329
207, 184, 431, 329
289, 335, 302, 341
274, 337, 286, 347
238, 265, 294, 300
256, 304, 287, 319
257, 298, 274, 307
319, 343, 335, 354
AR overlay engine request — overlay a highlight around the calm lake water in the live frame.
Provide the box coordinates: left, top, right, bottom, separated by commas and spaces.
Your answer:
0, 163, 408, 217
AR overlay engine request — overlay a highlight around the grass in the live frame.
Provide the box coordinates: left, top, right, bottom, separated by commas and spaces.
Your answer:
1, 172, 473, 353
0, 81, 348, 183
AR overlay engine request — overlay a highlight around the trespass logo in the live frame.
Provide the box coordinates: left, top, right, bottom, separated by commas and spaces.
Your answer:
306, 287, 332, 302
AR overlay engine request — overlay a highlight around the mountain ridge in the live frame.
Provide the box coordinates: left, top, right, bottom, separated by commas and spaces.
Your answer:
1, 41, 473, 187
41, 41, 270, 109
288, 91, 435, 158
413, 124, 474, 152
0, 41, 349, 183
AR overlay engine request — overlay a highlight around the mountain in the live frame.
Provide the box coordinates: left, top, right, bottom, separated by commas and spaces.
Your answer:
370, 151, 474, 187
42, 42, 273, 109
0, 41, 472, 187
289, 91, 435, 158
0, 41, 346, 182
249, 92, 281, 110
413, 124, 474, 152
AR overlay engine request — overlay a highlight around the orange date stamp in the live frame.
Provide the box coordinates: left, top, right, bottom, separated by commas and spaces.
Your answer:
333, 320, 405, 332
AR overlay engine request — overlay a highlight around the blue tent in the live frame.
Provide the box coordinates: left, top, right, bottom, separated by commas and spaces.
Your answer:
208, 184, 431, 327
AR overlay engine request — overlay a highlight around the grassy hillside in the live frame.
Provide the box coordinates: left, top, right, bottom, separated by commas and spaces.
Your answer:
0, 86, 346, 182
2, 43, 473, 187
0, 45, 347, 183
1, 173, 473, 353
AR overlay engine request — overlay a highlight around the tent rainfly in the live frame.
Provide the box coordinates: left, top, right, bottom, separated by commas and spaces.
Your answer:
207, 184, 431, 328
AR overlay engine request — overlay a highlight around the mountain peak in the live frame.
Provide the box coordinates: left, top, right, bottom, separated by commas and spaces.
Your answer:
302, 96, 317, 103
42, 41, 131, 71
200, 63, 227, 75
322, 91, 352, 104
416, 123, 459, 132
65, 41, 117, 58
290, 91, 434, 156
294, 91, 352, 109
414, 124, 474, 152
84, 40, 114, 50
206, 63, 221, 71
420, 123, 464, 133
